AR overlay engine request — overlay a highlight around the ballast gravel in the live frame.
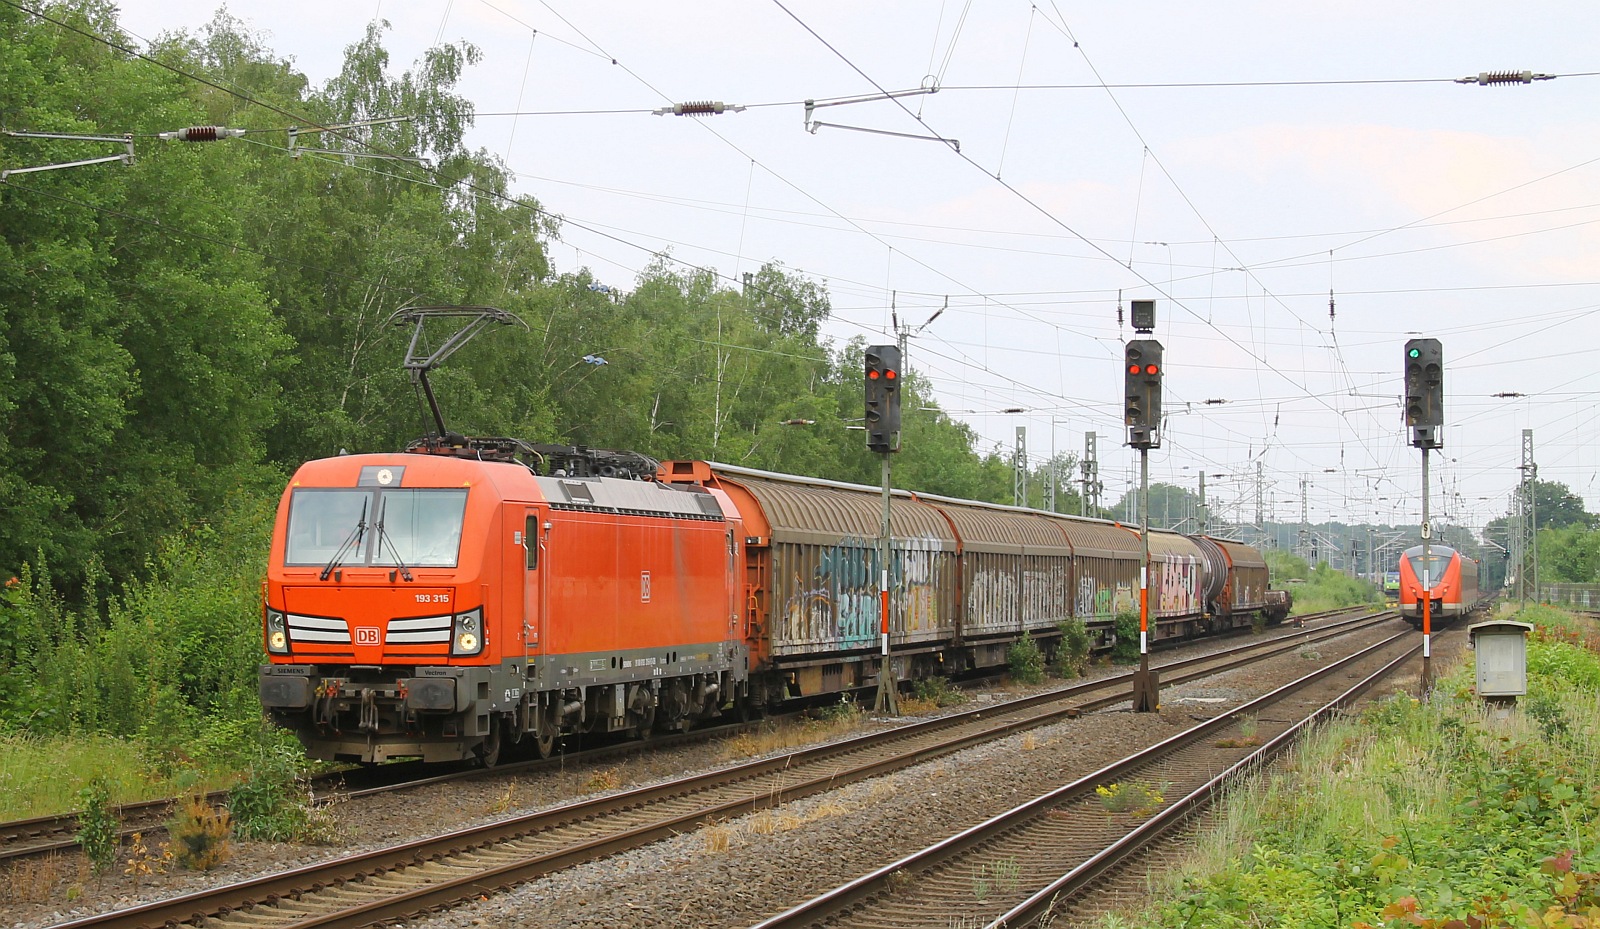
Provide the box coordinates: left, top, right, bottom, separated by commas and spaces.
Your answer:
3, 618, 1454, 929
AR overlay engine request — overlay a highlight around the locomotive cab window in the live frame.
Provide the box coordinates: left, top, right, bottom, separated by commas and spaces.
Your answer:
372, 489, 469, 568
285, 489, 375, 565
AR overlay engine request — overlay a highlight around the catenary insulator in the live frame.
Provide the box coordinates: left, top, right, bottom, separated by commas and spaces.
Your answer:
1454, 70, 1555, 85
159, 126, 247, 141
652, 101, 746, 116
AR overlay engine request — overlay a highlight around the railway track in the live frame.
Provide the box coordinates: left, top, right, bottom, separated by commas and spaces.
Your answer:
0, 715, 754, 865
0, 607, 1369, 866
752, 628, 1419, 929
44, 609, 1396, 929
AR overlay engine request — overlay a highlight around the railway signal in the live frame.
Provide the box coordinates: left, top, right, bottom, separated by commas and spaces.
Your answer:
1404, 338, 1443, 449
864, 345, 902, 453
1124, 300, 1161, 713
1404, 337, 1444, 691
1124, 340, 1163, 448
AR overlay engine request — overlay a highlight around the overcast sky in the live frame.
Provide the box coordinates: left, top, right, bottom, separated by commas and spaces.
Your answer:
103, 0, 1600, 539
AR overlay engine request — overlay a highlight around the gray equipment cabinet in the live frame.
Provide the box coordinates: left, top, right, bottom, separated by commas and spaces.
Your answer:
1467, 619, 1534, 700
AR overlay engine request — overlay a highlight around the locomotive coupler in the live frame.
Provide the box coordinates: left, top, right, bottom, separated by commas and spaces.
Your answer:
359, 688, 380, 732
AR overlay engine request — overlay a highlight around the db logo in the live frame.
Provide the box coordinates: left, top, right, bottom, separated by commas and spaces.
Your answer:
355, 627, 380, 646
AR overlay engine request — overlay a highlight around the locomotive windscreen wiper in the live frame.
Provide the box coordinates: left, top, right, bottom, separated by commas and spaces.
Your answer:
373, 516, 415, 582
319, 497, 369, 581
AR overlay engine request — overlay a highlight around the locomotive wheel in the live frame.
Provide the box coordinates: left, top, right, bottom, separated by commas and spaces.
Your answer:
533, 718, 558, 759
633, 703, 657, 741
735, 694, 763, 723
477, 722, 503, 768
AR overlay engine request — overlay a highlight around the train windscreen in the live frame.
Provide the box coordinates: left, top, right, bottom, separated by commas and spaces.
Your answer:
1406, 551, 1451, 584
285, 488, 468, 568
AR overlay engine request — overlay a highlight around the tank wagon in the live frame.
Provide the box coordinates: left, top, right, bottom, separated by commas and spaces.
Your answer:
1397, 544, 1484, 627
259, 451, 1289, 764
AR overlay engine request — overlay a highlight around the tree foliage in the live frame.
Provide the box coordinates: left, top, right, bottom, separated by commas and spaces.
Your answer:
0, 4, 1042, 747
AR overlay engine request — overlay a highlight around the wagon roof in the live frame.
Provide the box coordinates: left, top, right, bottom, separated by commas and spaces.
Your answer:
708, 465, 955, 548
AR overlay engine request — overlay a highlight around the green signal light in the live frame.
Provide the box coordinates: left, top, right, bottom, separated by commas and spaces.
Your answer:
1407, 348, 1420, 358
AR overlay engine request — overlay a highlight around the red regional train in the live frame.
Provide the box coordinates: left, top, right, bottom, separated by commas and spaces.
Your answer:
258, 438, 1291, 765
1397, 543, 1484, 627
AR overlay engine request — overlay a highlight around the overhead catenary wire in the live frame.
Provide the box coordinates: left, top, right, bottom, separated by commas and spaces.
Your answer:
18, 0, 1593, 521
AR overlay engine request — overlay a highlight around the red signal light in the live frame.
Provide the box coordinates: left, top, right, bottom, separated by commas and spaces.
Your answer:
1128, 364, 1140, 374
885, 369, 897, 379
868, 370, 880, 380
1145, 364, 1159, 375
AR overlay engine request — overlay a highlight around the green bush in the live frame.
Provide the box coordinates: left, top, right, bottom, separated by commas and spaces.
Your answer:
1111, 611, 1141, 664
1008, 631, 1045, 685
908, 676, 966, 707
813, 693, 861, 723
1053, 618, 1092, 678
229, 740, 334, 844
75, 776, 121, 874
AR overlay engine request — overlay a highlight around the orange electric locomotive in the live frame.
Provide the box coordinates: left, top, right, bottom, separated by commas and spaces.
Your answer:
1396, 543, 1482, 628
259, 439, 747, 763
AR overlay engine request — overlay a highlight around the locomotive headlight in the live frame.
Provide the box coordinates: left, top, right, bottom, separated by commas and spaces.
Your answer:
266, 608, 289, 654
451, 607, 484, 656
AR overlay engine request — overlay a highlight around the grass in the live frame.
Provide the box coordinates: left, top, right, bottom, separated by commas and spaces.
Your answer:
0, 732, 239, 821
1081, 605, 1600, 928
719, 705, 871, 761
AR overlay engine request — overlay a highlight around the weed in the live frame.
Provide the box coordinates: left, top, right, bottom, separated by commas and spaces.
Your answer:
1008, 631, 1046, 685
489, 779, 519, 816
1095, 781, 1167, 817
814, 693, 862, 723
1022, 732, 1038, 751
167, 792, 231, 870
229, 744, 322, 842
909, 676, 967, 708
971, 857, 1023, 901
75, 777, 120, 874
122, 832, 167, 889
582, 767, 622, 793
867, 779, 899, 803
1237, 714, 1259, 740
702, 820, 733, 853
1, 854, 66, 904
722, 731, 762, 758
897, 693, 939, 714
989, 856, 1022, 892
1524, 692, 1571, 743
1298, 642, 1322, 661
808, 798, 847, 820
749, 809, 782, 835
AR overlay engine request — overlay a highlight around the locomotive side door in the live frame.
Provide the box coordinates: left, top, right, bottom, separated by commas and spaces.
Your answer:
522, 507, 546, 655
